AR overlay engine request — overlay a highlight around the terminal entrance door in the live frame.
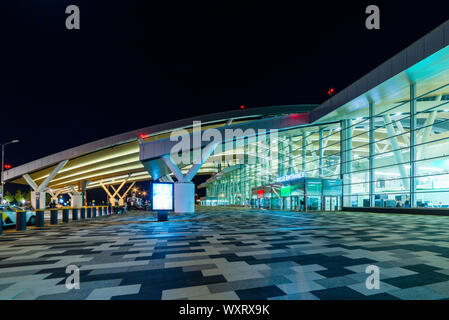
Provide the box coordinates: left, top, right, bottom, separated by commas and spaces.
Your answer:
324, 196, 341, 211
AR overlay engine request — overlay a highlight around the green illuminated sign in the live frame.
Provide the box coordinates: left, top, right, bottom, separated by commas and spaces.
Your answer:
281, 186, 291, 197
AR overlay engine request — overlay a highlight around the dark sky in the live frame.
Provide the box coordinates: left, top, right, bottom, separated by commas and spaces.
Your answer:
2, 1, 449, 168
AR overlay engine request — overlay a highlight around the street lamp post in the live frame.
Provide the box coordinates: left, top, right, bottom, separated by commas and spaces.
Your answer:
1, 140, 20, 204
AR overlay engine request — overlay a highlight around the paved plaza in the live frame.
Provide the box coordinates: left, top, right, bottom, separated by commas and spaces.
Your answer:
1, 207, 449, 300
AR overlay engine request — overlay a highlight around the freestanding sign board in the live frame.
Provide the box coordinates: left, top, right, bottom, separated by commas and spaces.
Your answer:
151, 182, 174, 221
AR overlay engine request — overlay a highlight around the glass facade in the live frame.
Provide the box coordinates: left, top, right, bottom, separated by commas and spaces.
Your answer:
202, 81, 449, 211
202, 121, 343, 211
342, 83, 449, 209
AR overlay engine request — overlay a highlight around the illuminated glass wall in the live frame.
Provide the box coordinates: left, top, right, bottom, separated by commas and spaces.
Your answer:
204, 80, 449, 210
204, 122, 342, 207
341, 82, 449, 209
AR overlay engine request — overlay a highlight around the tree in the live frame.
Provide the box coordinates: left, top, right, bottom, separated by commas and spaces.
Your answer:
25, 189, 31, 201
4, 191, 14, 203
46, 193, 51, 206
15, 190, 25, 204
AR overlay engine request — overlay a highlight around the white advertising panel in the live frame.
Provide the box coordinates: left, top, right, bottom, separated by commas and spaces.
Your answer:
152, 183, 174, 211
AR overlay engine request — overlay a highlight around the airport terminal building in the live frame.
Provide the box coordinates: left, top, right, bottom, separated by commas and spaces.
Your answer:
200, 21, 449, 213
5, 20, 449, 214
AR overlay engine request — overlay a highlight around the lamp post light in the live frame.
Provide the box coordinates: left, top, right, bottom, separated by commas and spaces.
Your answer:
1, 140, 19, 204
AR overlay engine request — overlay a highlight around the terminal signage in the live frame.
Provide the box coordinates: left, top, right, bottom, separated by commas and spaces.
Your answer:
280, 186, 291, 197
257, 190, 265, 199
151, 182, 174, 211
276, 172, 305, 183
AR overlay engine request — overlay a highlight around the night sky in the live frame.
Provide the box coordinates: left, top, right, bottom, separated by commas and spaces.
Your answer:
2, 1, 449, 199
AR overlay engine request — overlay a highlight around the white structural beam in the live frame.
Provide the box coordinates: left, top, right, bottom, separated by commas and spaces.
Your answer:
100, 181, 114, 198
381, 142, 390, 153
121, 181, 136, 201
395, 120, 410, 147
322, 128, 335, 149
47, 188, 62, 202
162, 142, 218, 183
305, 136, 319, 175
100, 181, 116, 205
100, 175, 132, 206
22, 160, 68, 209
113, 180, 127, 198
184, 142, 218, 182
416, 110, 437, 160
37, 160, 68, 192
23, 174, 38, 191
161, 154, 186, 182
420, 110, 437, 145
67, 185, 83, 208
68, 185, 78, 194
383, 115, 410, 189
161, 143, 219, 213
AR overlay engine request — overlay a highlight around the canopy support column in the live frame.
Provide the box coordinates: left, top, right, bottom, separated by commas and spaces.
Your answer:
22, 160, 68, 209
161, 143, 218, 213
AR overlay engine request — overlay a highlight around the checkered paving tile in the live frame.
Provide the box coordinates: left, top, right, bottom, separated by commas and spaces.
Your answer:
1, 207, 449, 300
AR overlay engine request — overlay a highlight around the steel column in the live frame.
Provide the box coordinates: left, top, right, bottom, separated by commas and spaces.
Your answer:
369, 102, 375, 207
302, 133, 306, 172
319, 129, 324, 177
410, 83, 417, 208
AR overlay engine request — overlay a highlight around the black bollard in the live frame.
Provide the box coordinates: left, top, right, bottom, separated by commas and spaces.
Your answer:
80, 207, 86, 219
62, 209, 69, 223
72, 208, 79, 221
36, 210, 45, 227
50, 209, 58, 224
16, 211, 27, 231
157, 211, 168, 222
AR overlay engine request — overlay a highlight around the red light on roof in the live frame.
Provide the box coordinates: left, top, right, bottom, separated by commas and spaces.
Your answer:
328, 88, 335, 96
139, 133, 149, 139
240, 105, 245, 109
4, 164, 12, 169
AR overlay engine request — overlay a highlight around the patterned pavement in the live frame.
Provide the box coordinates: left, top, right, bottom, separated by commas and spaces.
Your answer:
1, 207, 449, 300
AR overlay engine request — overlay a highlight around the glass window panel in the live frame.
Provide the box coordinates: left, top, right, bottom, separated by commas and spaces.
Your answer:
348, 182, 369, 194
344, 193, 370, 208
416, 157, 449, 176
415, 191, 449, 208
350, 157, 369, 173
